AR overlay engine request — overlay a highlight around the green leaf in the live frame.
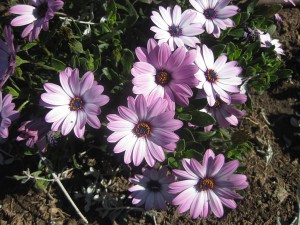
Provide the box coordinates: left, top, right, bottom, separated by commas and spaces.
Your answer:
34, 179, 49, 190
246, 66, 257, 77
232, 13, 241, 25
190, 111, 216, 127
177, 113, 192, 121
239, 12, 250, 25
69, 40, 84, 54
15, 56, 29, 67
121, 48, 135, 75
247, 0, 259, 13
267, 25, 277, 36
138, 0, 153, 3
190, 98, 207, 110
51, 58, 66, 72
168, 157, 178, 168
35, 62, 57, 71
185, 149, 202, 160
228, 28, 245, 38
211, 44, 226, 57
21, 42, 37, 51
196, 131, 216, 141
106, 0, 117, 22
17, 100, 29, 112
5, 86, 19, 98
176, 139, 186, 152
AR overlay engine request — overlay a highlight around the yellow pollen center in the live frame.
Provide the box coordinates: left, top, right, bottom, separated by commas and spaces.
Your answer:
134, 122, 151, 137
199, 178, 214, 191
70, 97, 84, 111
156, 71, 171, 86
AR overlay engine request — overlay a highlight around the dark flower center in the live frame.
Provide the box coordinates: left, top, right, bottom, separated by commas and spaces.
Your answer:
168, 25, 182, 37
199, 178, 214, 191
265, 41, 273, 48
37, 2, 48, 18
134, 122, 151, 138
147, 180, 161, 192
214, 99, 221, 108
156, 71, 171, 86
204, 8, 216, 20
70, 97, 84, 111
205, 69, 218, 83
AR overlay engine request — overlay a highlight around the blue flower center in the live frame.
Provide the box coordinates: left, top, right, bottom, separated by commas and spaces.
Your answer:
205, 69, 218, 83
134, 122, 151, 137
168, 25, 182, 37
70, 97, 84, 111
199, 178, 214, 191
37, 2, 48, 18
156, 71, 171, 86
265, 41, 273, 48
147, 180, 161, 192
204, 8, 216, 20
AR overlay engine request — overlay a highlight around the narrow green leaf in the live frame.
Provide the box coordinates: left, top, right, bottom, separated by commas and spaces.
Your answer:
51, 58, 66, 72
196, 131, 216, 141
16, 56, 29, 67
121, 48, 135, 75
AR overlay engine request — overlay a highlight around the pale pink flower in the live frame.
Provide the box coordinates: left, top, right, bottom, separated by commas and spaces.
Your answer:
195, 44, 242, 106
129, 166, 175, 210
16, 118, 51, 152
10, 0, 64, 42
274, 14, 283, 23
197, 90, 247, 131
40, 67, 109, 139
190, 0, 238, 38
284, 0, 296, 6
150, 5, 204, 51
0, 26, 16, 88
132, 39, 199, 110
107, 95, 183, 167
258, 31, 284, 55
0, 92, 19, 139
169, 149, 248, 219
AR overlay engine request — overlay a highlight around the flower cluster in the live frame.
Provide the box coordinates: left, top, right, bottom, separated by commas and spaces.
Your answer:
0, 0, 292, 221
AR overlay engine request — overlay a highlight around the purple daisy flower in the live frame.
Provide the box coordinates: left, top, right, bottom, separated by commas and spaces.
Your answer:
195, 44, 242, 106
150, 5, 204, 51
16, 118, 51, 152
196, 90, 247, 131
169, 149, 248, 219
258, 31, 284, 55
107, 95, 183, 167
40, 67, 109, 139
190, 0, 238, 38
0, 92, 19, 139
132, 39, 199, 110
0, 26, 16, 88
10, 0, 64, 42
128, 166, 175, 210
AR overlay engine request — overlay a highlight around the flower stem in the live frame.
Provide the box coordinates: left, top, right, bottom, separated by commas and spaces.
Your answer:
39, 153, 89, 224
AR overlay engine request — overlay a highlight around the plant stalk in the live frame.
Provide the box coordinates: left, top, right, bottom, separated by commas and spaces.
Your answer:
39, 153, 89, 224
